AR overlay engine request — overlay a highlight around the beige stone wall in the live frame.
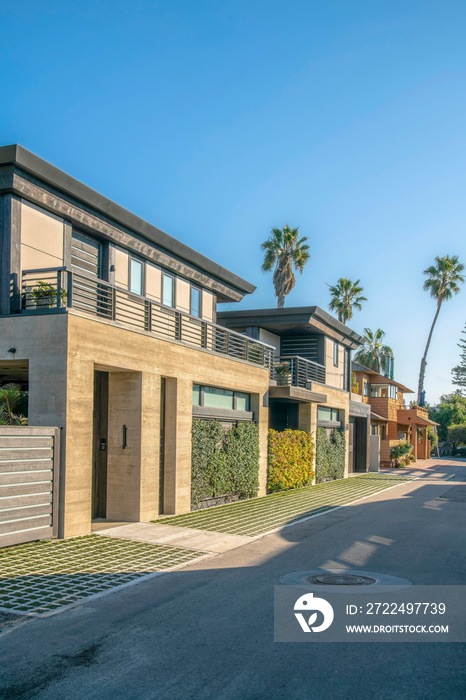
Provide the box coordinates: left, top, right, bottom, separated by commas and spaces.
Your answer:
20, 200, 64, 273
63, 311, 270, 536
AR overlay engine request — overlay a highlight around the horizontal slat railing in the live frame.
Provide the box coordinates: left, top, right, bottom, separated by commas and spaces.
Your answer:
275, 355, 326, 387
20, 268, 274, 372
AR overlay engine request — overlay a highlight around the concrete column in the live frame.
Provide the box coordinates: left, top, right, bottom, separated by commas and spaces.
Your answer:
139, 372, 160, 521
163, 377, 192, 514
298, 402, 317, 484
252, 391, 269, 496
0, 194, 21, 314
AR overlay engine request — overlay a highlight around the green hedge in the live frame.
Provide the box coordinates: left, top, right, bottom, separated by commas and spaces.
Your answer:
267, 429, 315, 493
315, 427, 346, 483
191, 419, 259, 508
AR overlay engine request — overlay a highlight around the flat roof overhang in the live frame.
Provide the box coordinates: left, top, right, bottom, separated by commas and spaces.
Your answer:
269, 385, 328, 404
0, 144, 255, 303
218, 306, 363, 349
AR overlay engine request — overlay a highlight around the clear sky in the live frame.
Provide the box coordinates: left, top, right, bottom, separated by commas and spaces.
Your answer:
1, 1, 465, 404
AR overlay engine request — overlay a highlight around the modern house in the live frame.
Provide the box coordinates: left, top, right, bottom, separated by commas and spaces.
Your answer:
0, 145, 275, 538
351, 361, 437, 467
0, 145, 371, 542
218, 307, 371, 475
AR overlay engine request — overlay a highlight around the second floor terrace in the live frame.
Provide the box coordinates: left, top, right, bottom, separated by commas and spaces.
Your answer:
15, 266, 275, 372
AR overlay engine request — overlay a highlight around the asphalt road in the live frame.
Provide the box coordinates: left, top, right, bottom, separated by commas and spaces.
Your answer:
1, 460, 465, 700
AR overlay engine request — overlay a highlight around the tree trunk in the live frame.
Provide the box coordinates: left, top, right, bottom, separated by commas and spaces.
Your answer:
417, 301, 442, 404
277, 295, 285, 308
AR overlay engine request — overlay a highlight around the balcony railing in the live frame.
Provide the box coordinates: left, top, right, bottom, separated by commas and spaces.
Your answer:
274, 355, 326, 387
20, 267, 274, 372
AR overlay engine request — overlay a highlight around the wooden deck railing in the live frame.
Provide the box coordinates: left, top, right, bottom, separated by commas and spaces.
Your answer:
20, 267, 274, 371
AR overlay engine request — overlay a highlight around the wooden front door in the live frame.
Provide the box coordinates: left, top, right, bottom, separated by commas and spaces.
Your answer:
92, 371, 108, 519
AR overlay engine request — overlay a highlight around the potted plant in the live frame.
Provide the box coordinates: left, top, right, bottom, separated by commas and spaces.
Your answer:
274, 361, 292, 386
31, 280, 67, 309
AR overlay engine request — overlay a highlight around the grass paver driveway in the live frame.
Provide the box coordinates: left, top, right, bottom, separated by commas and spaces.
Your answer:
0, 535, 204, 616
155, 473, 414, 537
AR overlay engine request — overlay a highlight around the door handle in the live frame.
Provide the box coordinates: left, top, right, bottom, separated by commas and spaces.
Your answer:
100, 438, 107, 452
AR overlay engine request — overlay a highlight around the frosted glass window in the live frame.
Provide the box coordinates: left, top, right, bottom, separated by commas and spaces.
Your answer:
130, 259, 143, 295
192, 385, 201, 406
235, 392, 250, 411
203, 387, 234, 409
191, 287, 201, 317
163, 274, 174, 307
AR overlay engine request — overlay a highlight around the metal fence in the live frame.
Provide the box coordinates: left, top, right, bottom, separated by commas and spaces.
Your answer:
21, 268, 274, 372
274, 355, 326, 387
0, 427, 60, 547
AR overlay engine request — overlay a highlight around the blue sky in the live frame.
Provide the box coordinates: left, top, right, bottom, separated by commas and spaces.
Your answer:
2, 0, 466, 403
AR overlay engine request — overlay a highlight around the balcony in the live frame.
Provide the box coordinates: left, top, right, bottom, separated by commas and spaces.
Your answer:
273, 355, 326, 387
19, 267, 274, 372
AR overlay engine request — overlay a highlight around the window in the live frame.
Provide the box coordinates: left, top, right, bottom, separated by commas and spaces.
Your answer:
129, 259, 143, 295
363, 381, 369, 397
190, 287, 201, 317
193, 385, 251, 412
317, 406, 340, 422
399, 431, 407, 440
204, 386, 234, 410
370, 384, 398, 400
371, 425, 379, 436
333, 342, 339, 366
235, 392, 250, 412
162, 274, 174, 307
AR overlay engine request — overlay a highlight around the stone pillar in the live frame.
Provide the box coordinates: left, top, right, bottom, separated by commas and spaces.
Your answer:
163, 377, 192, 514
0, 194, 21, 315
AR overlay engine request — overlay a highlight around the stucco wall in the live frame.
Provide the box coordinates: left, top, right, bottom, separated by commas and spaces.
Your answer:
20, 200, 64, 274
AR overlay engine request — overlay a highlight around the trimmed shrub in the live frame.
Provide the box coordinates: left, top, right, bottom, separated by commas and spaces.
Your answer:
191, 419, 259, 508
267, 429, 315, 493
315, 427, 346, 483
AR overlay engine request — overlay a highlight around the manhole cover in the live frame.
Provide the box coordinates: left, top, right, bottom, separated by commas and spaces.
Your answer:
306, 573, 377, 586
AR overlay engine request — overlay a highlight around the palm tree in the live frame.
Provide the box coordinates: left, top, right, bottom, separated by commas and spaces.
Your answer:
0, 383, 28, 425
327, 278, 367, 324
417, 255, 465, 404
355, 328, 393, 374
261, 225, 310, 308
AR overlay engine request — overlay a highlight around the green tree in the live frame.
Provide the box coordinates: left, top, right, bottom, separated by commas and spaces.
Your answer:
418, 255, 465, 404
451, 323, 466, 394
261, 225, 310, 308
428, 391, 466, 442
354, 328, 393, 374
327, 278, 367, 324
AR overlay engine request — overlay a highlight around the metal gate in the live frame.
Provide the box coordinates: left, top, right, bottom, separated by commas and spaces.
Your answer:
0, 427, 60, 547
